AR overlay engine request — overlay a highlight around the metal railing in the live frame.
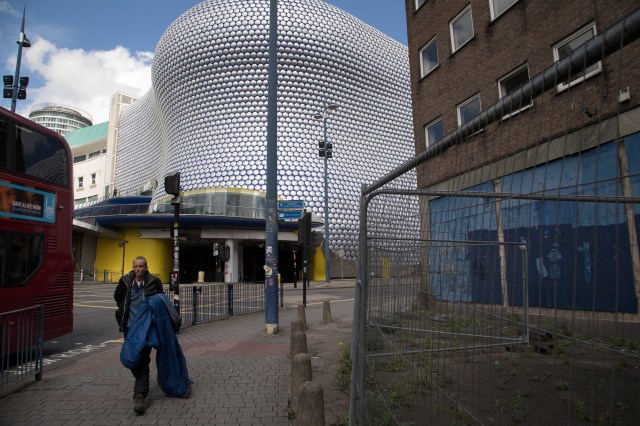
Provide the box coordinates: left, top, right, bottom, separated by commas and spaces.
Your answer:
178, 282, 265, 327
1, 305, 44, 395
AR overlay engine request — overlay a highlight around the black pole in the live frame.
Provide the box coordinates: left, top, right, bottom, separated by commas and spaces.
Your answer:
170, 197, 180, 312
264, 0, 279, 334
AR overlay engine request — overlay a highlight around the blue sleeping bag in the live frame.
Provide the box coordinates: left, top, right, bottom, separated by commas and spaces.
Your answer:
120, 293, 192, 397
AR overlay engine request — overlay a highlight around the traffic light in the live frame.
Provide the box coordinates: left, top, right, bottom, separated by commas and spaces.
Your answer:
318, 141, 333, 158
297, 212, 312, 247
18, 77, 28, 99
164, 171, 180, 195
2, 75, 29, 99
3, 75, 12, 99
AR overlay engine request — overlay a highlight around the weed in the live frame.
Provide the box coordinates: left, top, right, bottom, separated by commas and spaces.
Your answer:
377, 354, 409, 373
366, 390, 395, 425
625, 338, 640, 351
554, 379, 569, 391
412, 370, 432, 394
609, 336, 624, 349
554, 338, 572, 365
417, 357, 453, 385
398, 332, 420, 347
444, 314, 479, 332
508, 357, 520, 366
337, 341, 352, 391
366, 326, 385, 351
506, 312, 521, 322
533, 372, 551, 382
615, 356, 631, 371
575, 400, 590, 421
508, 392, 526, 423
336, 410, 349, 425
615, 400, 630, 411
387, 379, 413, 409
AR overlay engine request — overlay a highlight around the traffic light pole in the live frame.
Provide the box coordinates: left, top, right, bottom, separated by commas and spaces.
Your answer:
264, 0, 279, 334
322, 102, 331, 285
6, 8, 30, 112
170, 196, 181, 313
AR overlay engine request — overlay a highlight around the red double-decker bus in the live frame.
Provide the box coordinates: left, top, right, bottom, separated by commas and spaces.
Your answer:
0, 106, 74, 345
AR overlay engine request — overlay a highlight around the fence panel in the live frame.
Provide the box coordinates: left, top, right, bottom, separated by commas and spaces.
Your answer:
350, 10, 640, 425
178, 282, 265, 328
0, 305, 44, 395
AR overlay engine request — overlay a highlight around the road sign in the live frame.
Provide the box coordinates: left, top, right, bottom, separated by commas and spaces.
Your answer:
277, 210, 305, 220
277, 200, 306, 210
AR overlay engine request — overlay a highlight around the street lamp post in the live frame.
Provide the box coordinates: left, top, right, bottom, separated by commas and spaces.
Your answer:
118, 240, 129, 277
3, 8, 31, 112
314, 100, 338, 285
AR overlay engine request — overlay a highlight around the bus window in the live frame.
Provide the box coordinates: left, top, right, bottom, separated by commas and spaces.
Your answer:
15, 124, 69, 187
0, 231, 44, 287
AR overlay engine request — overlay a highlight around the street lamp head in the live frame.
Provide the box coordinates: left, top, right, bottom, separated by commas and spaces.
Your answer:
313, 113, 323, 121
327, 103, 338, 111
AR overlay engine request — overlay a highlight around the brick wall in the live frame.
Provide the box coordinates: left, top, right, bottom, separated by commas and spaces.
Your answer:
406, 0, 640, 186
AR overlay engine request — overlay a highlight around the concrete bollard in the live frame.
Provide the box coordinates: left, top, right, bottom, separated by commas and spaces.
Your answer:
296, 304, 307, 330
290, 330, 308, 359
291, 353, 312, 414
322, 300, 333, 323
291, 318, 305, 338
295, 381, 325, 425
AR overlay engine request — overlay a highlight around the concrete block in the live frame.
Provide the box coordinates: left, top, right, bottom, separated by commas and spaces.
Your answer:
290, 330, 307, 359
322, 300, 333, 323
294, 381, 325, 425
291, 353, 312, 414
297, 304, 307, 330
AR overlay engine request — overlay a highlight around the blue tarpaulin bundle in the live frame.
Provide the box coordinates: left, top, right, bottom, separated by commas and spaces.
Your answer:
120, 293, 192, 397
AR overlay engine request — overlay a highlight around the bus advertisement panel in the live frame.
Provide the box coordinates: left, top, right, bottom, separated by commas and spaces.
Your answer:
0, 180, 56, 223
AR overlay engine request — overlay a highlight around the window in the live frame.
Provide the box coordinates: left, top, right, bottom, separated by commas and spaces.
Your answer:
73, 154, 86, 163
88, 151, 101, 159
489, 0, 518, 20
457, 95, 481, 126
416, 0, 427, 10
498, 65, 532, 117
14, 124, 70, 186
0, 231, 44, 287
91, 173, 96, 185
553, 24, 601, 91
425, 118, 444, 147
450, 6, 474, 52
420, 38, 439, 77
78, 176, 84, 188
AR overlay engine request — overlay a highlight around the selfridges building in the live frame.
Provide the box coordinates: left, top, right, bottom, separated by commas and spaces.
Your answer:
114, 0, 415, 262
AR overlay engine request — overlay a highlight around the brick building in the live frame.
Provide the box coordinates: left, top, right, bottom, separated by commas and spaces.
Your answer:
404, 0, 640, 312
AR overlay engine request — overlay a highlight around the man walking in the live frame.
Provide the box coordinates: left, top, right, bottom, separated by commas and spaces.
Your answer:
114, 256, 163, 415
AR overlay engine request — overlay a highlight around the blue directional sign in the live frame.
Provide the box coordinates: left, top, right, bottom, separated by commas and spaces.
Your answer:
277, 200, 306, 210
277, 210, 305, 220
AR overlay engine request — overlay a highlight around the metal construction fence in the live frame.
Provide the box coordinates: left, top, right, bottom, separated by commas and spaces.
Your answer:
349, 9, 640, 426
178, 282, 265, 327
0, 305, 44, 395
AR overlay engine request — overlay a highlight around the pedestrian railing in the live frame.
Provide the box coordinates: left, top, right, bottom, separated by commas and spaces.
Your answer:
0, 305, 44, 395
178, 282, 264, 327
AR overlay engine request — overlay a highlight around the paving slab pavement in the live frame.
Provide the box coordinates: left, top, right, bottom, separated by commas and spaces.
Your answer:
0, 280, 355, 425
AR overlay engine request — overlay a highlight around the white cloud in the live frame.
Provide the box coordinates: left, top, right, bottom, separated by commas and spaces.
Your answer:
17, 36, 153, 123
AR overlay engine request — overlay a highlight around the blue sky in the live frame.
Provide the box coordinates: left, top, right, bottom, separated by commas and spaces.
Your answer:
0, 0, 408, 122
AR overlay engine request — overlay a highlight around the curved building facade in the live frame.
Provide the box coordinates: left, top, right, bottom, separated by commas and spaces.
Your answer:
29, 103, 93, 136
114, 0, 416, 263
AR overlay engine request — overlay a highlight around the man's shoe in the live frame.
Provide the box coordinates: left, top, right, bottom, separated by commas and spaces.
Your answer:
133, 394, 146, 414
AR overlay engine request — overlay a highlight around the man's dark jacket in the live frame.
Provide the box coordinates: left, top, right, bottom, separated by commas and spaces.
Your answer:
114, 270, 163, 332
